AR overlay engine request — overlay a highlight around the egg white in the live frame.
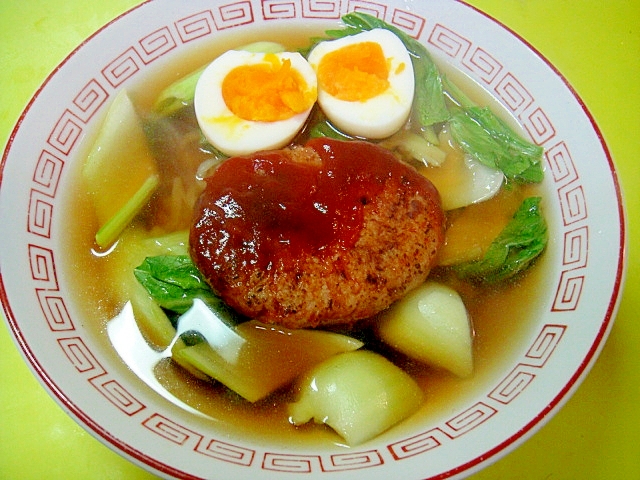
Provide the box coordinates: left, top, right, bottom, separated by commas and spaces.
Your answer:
307, 29, 415, 139
194, 50, 317, 157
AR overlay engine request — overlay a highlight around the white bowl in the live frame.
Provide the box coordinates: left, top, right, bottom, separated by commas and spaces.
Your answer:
0, 0, 626, 478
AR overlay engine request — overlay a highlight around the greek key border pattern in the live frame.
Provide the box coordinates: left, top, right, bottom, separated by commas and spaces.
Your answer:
20, 0, 589, 474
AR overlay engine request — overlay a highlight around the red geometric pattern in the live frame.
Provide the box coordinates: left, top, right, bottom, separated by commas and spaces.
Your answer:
488, 324, 567, 403
322, 450, 384, 471
90, 377, 146, 416
47, 109, 84, 156
262, 453, 322, 473
213, 1, 255, 29
524, 324, 566, 366
36, 288, 74, 331
429, 24, 472, 59
12, 0, 601, 476
73, 79, 109, 122
388, 402, 497, 460
463, 47, 503, 84
552, 270, 585, 311
488, 366, 537, 405
138, 27, 177, 62
522, 106, 556, 145
102, 47, 144, 88
303, 0, 342, 19
142, 413, 202, 446
391, 10, 425, 38
262, 0, 300, 20
446, 402, 497, 437
28, 244, 58, 289
562, 226, 589, 269
57, 337, 106, 375
195, 438, 256, 466
32, 150, 64, 197
261, 0, 344, 20
545, 141, 578, 185
174, 10, 216, 42
347, 0, 387, 18
557, 183, 588, 226
262, 0, 299, 19
261, 451, 384, 473
387, 429, 445, 460
494, 73, 534, 116
27, 189, 54, 238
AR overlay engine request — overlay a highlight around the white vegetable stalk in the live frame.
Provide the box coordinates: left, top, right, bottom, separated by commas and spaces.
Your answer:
377, 281, 474, 378
288, 350, 423, 445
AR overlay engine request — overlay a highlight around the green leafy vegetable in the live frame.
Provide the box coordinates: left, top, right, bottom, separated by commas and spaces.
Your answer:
443, 75, 544, 184
309, 119, 353, 140
454, 196, 547, 282
448, 106, 544, 183
133, 255, 226, 314
410, 56, 451, 128
303, 13, 544, 184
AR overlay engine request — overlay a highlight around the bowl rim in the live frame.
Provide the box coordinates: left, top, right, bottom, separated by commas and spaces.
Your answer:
0, 0, 627, 478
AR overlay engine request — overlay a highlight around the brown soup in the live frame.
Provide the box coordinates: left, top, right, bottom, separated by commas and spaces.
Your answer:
62, 25, 549, 447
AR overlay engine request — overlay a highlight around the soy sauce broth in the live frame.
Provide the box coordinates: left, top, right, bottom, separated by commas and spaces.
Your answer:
61, 25, 550, 447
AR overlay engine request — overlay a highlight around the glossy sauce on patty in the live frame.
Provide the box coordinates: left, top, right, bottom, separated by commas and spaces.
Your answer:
192, 138, 431, 271
190, 138, 444, 327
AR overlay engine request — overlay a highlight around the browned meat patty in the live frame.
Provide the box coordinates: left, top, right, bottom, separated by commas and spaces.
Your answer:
190, 138, 445, 329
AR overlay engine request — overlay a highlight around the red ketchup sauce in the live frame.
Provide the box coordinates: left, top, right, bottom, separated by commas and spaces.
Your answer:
191, 138, 428, 274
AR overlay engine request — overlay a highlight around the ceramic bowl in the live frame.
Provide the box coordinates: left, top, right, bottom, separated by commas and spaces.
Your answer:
0, 0, 626, 478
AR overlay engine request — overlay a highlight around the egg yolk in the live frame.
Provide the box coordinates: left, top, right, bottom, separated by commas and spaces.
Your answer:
222, 54, 316, 122
317, 42, 390, 102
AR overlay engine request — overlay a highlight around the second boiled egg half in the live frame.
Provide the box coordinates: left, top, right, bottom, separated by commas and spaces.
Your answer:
308, 29, 415, 139
195, 50, 317, 157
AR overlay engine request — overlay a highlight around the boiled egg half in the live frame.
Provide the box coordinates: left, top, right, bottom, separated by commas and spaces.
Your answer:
308, 29, 415, 139
195, 50, 317, 157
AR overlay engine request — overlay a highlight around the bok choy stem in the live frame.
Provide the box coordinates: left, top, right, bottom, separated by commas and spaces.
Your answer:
95, 174, 159, 249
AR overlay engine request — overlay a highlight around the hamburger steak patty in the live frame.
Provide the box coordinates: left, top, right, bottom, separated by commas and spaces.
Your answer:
190, 138, 445, 329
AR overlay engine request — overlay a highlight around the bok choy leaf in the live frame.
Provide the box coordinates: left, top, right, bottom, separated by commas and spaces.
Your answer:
304, 13, 545, 185
448, 107, 544, 184
309, 119, 354, 140
443, 75, 544, 184
454, 196, 548, 282
134, 255, 227, 315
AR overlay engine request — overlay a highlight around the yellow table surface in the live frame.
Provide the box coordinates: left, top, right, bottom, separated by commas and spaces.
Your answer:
1, 1, 638, 478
